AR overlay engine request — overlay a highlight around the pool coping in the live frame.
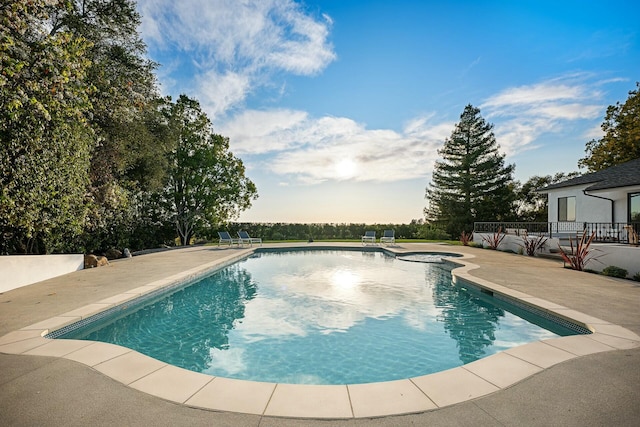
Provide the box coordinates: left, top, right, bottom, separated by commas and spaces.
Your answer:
1, 245, 638, 419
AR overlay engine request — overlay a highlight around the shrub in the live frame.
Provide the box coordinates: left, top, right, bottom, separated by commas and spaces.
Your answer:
602, 266, 628, 278
633, 272, 640, 282
520, 232, 548, 256
482, 227, 506, 250
459, 231, 473, 246
418, 225, 450, 240
557, 231, 599, 271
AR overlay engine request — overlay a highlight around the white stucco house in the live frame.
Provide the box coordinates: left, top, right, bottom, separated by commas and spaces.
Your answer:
536, 158, 640, 277
473, 158, 639, 278
537, 157, 640, 243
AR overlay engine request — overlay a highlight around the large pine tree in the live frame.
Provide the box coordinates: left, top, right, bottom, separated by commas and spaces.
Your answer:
425, 104, 515, 236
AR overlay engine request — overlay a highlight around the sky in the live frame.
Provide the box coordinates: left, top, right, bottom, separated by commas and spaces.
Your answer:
135, 0, 640, 224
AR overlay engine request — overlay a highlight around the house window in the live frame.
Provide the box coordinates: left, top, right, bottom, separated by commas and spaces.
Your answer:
558, 196, 576, 222
630, 192, 640, 222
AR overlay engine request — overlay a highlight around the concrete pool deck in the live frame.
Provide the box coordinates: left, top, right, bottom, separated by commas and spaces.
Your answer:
1, 243, 639, 426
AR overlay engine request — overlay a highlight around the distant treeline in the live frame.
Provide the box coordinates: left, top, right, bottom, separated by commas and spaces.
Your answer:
225, 221, 451, 241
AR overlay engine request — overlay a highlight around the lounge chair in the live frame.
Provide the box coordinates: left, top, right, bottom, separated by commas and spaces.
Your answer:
380, 229, 395, 245
362, 230, 376, 245
217, 231, 239, 247
238, 230, 262, 246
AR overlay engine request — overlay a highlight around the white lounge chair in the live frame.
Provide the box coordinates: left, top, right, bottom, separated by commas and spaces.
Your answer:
238, 230, 262, 246
380, 229, 395, 245
218, 231, 239, 247
362, 230, 376, 245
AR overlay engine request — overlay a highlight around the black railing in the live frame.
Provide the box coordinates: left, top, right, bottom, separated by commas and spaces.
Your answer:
474, 222, 640, 244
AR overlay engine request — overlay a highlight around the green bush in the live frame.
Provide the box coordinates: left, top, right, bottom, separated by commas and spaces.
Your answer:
417, 225, 450, 240
602, 266, 628, 278
633, 272, 640, 282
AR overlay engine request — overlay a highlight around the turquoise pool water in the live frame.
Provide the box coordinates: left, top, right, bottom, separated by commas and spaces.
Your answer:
58, 249, 580, 384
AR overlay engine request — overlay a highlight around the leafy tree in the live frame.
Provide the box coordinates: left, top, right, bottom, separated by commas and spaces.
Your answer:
163, 95, 258, 246
48, 0, 161, 252
514, 172, 580, 222
579, 82, 640, 171
50, 0, 158, 134
425, 104, 515, 236
0, 0, 94, 254
78, 99, 174, 252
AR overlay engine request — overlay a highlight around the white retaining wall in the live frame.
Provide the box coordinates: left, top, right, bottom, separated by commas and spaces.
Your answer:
473, 233, 559, 255
474, 233, 640, 278
0, 255, 84, 293
589, 244, 640, 278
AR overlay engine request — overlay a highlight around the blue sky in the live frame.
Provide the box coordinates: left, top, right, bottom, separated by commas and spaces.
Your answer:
136, 0, 639, 223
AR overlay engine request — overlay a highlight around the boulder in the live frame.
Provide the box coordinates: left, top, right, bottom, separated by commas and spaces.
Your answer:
84, 254, 110, 268
104, 248, 122, 260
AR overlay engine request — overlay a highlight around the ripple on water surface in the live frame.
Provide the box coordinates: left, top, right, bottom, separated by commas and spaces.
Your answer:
68, 250, 577, 384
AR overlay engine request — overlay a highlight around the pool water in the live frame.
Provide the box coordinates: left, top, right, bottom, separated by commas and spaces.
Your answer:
60, 250, 578, 384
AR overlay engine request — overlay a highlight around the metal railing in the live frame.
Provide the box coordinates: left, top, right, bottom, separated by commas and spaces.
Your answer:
474, 222, 640, 244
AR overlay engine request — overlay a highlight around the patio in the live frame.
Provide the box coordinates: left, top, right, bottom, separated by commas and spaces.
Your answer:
1, 243, 639, 426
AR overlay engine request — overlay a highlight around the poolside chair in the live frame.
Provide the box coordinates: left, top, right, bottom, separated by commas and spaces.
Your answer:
217, 231, 239, 247
238, 230, 262, 246
380, 229, 395, 245
361, 230, 376, 245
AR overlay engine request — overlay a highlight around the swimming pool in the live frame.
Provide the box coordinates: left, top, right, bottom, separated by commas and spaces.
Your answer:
55, 249, 584, 384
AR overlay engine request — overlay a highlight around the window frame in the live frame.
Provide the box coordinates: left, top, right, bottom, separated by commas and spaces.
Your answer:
628, 192, 640, 222
558, 196, 576, 222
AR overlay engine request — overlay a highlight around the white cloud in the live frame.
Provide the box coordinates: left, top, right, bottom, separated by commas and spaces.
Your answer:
219, 109, 310, 154
222, 76, 610, 184
529, 103, 601, 120
195, 70, 252, 118
583, 123, 604, 140
265, 7, 336, 75
481, 76, 605, 155
482, 83, 587, 109
219, 109, 450, 183
136, 1, 616, 186
137, 0, 336, 117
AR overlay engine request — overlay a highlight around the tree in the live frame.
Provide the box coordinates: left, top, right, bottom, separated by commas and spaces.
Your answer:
163, 95, 258, 245
78, 99, 174, 253
0, 0, 94, 254
425, 104, 515, 236
514, 172, 580, 222
48, 0, 161, 252
579, 82, 640, 171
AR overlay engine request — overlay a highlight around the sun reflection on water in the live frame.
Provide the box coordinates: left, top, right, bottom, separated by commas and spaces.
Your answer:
331, 269, 361, 290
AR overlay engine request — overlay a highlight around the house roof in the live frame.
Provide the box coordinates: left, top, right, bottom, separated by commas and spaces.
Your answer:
539, 157, 640, 192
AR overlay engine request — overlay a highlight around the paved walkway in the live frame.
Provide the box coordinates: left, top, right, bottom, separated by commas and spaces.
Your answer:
1, 243, 639, 426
